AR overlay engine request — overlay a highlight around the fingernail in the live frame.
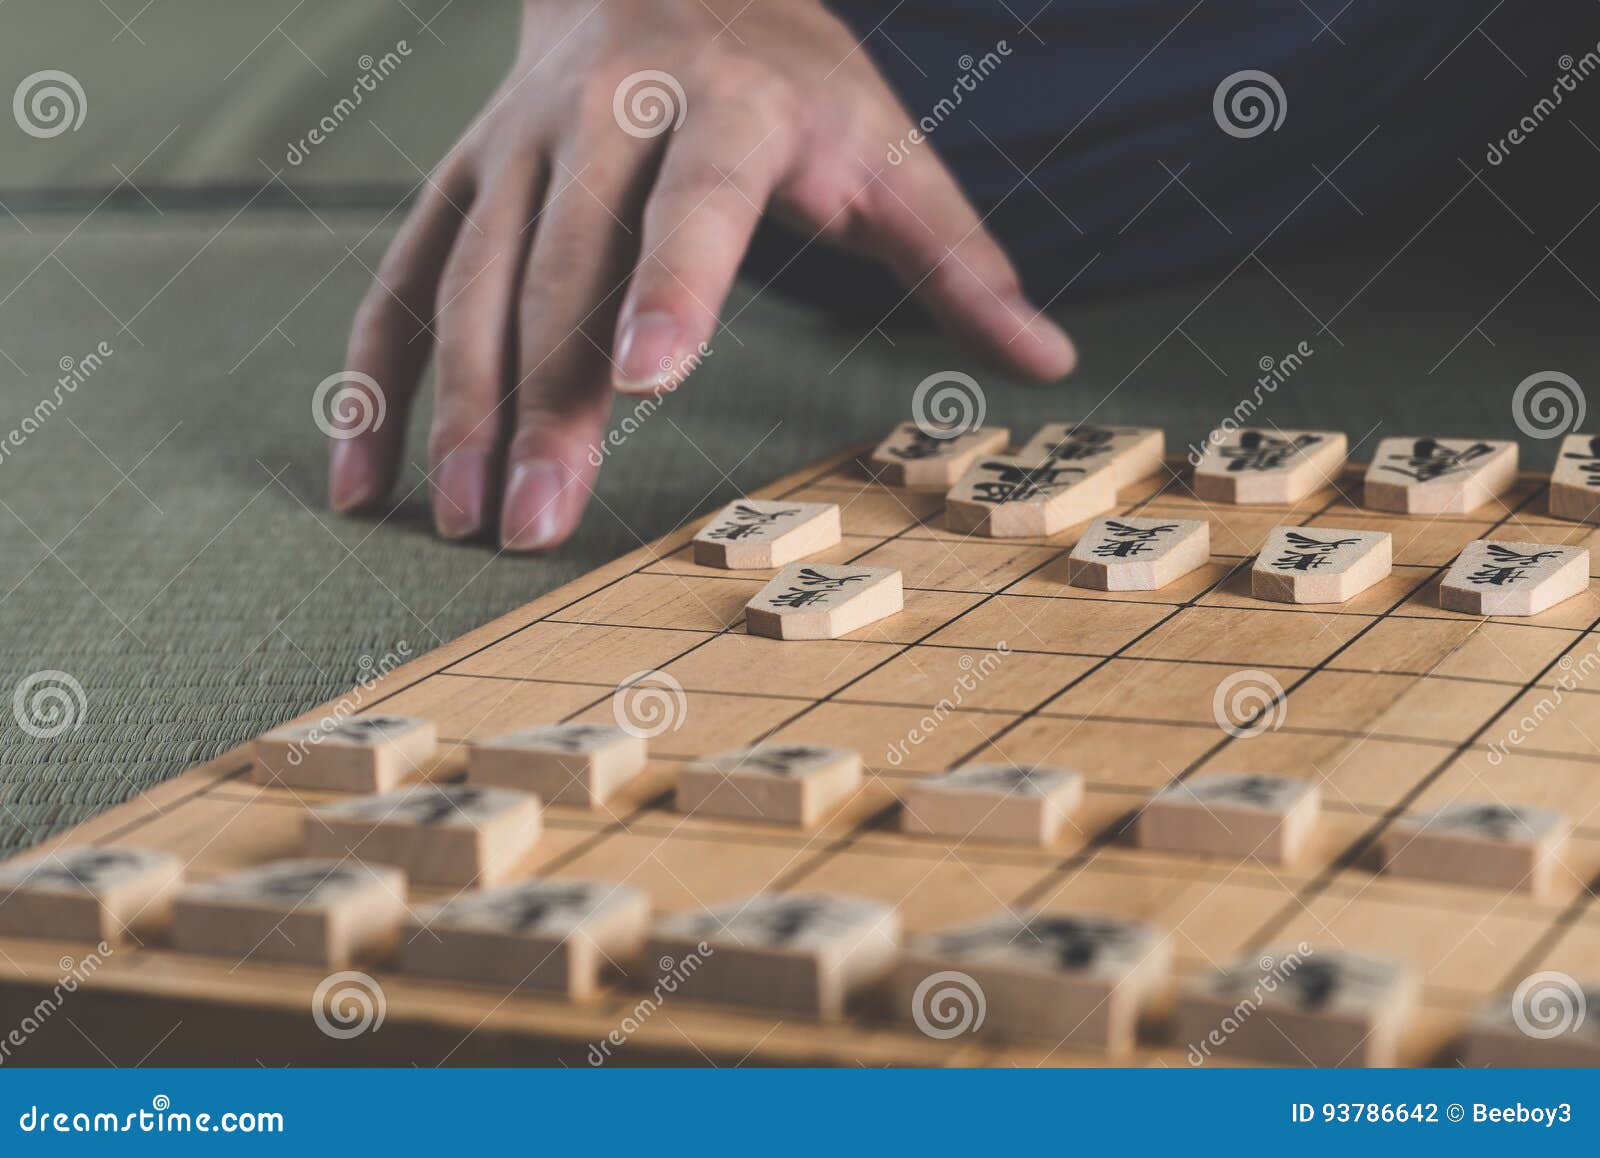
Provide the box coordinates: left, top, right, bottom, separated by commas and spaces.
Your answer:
329, 440, 381, 512
432, 448, 490, 539
500, 460, 569, 551
613, 310, 681, 393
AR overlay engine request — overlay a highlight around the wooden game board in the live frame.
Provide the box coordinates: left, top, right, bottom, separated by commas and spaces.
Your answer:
5, 441, 1600, 1067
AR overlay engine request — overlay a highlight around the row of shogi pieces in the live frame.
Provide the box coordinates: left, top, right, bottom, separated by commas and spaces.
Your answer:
2, 718, 1595, 1065
691, 422, 1597, 622
871, 421, 1600, 530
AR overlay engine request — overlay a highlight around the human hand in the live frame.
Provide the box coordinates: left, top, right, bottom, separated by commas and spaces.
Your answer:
329, 0, 1077, 548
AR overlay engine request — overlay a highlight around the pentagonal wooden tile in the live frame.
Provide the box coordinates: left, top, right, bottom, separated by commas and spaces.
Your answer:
1440, 540, 1589, 615
1068, 515, 1210, 591
692, 499, 841, 569
869, 422, 1010, 489
1014, 422, 1164, 486
1364, 437, 1517, 514
745, 563, 902, 640
1548, 433, 1600, 524
945, 456, 1116, 537
1251, 526, 1391, 604
1193, 428, 1347, 504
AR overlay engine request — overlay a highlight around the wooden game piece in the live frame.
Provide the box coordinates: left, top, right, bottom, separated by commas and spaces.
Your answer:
646, 893, 900, 1019
171, 859, 406, 969
1379, 801, 1568, 898
869, 421, 1011, 489
1250, 526, 1392, 604
402, 879, 650, 1000
676, 743, 862, 827
944, 455, 1117, 538
305, 783, 542, 888
900, 763, 1084, 845
468, 723, 647, 808
1015, 423, 1165, 486
1193, 428, 1347, 504
1067, 515, 1209, 591
692, 499, 841, 569
744, 563, 902, 640
893, 911, 1171, 1054
0, 847, 183, 943
1138, 773, 1321, 865
253, 714, 436, 794
1440, 540, 1589, 616
1548, 433, 1600, 524
1465, 980, 1600, 1066
1363, 436, 1517, 514
1178, 947, 1415, 1066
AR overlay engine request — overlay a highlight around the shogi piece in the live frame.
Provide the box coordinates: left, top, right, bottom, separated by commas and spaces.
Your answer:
692, 499, 841, 569
305, 783, 542, 888
403, 879, 649, 1000
1178, 948, 1415, 1066
1440, 540, 1589, 616
945, 455, 1117, 538
647, 893, 900, 1019
1251, 526, 1392, 604
1138, 773, 1321, 865
677, 743, 862, 827
1379, 801, 1568, 898
893, 912, 1171, 1054
745, 563, 902, 640
869, 421, 1010, 489
1465, 981, 1600, 1066
0, 847, 183, 943
1548, 433, 1600, 524
1068, 515, 1209, 591
1016, 423, 1165, 486
468, 723, 647, 808
1193, 429, 1347, 504
1364, 436, 1517, 514
253, 714, 437, 793
900, 763, 1084, 846
171, 859, 406, 969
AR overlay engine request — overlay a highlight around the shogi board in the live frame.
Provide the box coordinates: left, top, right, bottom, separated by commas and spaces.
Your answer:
4, 442, 1600, 1069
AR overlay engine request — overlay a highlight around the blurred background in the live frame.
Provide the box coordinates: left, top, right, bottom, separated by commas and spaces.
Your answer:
3, 0, 1600, 852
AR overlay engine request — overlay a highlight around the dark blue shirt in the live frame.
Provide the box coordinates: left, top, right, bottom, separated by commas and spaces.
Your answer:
813, 2, 1587, 297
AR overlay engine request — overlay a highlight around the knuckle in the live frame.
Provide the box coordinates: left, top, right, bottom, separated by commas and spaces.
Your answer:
695, 52, 787, 109
574, 58, 661, 134
516, 370, 613, 425
783, 160, 872, 234
433, 314, 504, 396
509, 400, 567, 439
650, 168, 753, 228
574, 73, 623, 132
426, 419, 494, 463
522, 240, 588, 301
921, 257, 968, 298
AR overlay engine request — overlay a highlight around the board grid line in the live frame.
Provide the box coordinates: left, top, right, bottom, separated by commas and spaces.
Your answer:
9, 444, 1600, 1067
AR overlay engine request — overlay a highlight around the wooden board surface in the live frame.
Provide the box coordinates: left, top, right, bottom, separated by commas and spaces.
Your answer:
5, 441, 1600, 1067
